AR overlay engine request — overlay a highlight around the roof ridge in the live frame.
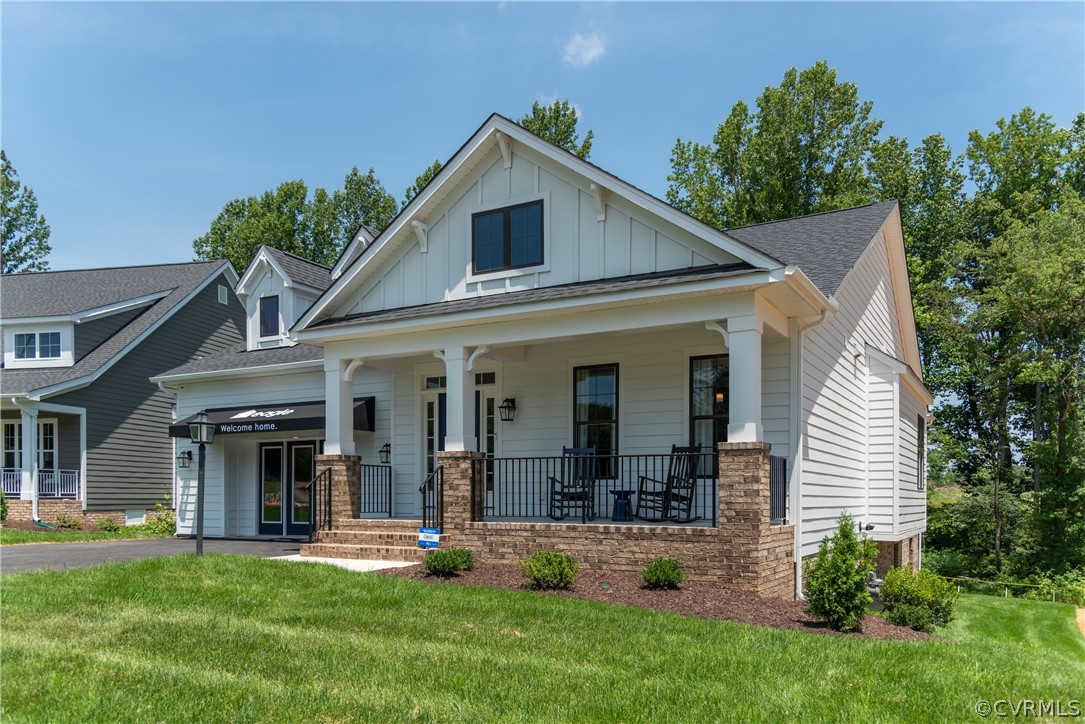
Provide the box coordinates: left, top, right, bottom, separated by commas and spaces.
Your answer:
725, 200, 897, 233
1, 259, 223, 277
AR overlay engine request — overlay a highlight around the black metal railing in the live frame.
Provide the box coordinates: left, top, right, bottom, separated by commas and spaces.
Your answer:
307, 467, 333, 543
769, 455, 788, 525
473, 453, 719, 526
419, 466, 444, 530
358, 463, 393, 516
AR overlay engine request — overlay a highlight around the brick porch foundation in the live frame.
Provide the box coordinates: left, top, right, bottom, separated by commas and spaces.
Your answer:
4, 499, 157, 528
875, 535, 923, 577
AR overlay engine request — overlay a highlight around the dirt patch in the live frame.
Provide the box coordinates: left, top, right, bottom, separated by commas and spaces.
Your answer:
380, 562, 929, 641
1, 520, 71, 532
1077, 609, 1084, 638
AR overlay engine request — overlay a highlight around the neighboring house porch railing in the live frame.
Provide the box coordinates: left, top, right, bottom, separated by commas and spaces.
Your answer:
358, 463, 393, 517
473, 452, 720, 526
37, 470, 81, 498
2, 469, 21, 497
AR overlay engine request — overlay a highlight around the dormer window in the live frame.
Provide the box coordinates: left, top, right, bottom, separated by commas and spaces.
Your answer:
472, 200, 544, 274
259, 296, 280, 337
15, 332, 61, 360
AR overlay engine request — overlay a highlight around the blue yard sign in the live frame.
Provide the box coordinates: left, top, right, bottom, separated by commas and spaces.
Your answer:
418, 527, 441, 549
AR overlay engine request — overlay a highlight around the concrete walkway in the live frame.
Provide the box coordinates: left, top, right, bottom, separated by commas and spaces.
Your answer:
2, 537, 420, 575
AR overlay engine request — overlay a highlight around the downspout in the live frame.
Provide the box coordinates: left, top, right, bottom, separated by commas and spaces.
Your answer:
11, 397, 40, 523
157, 381, 180, 509
790, 311, 829, 600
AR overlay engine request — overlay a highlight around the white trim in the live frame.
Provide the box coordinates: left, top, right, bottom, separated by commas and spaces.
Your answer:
871, 527, 926, 543
152, 358, 323, 387
27, 263, 235, 400
73, 290, 172, 323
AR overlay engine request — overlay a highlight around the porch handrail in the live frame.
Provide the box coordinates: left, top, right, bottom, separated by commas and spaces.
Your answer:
358, 463, 393, 517
306, 467, 333, 543
769, 455, 788, 525
37, 469, 80, 498
1, 468, 21, 497
419, 466, 443, 530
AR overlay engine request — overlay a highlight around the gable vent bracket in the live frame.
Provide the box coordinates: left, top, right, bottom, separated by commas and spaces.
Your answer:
411, 220, 429, 254
495, 131, 513, 169
590, 183, 606, 222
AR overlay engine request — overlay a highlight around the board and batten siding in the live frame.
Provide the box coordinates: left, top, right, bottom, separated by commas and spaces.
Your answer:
334, 144, 740, 318
800, 230, 905, 555
52, 273, 245, 510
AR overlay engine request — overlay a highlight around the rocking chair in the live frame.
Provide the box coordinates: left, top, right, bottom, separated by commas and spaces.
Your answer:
634, 445, 702, 522
548, 447, 597, 521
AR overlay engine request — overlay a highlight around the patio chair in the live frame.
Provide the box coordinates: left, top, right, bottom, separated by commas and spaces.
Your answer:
634, 445, 702, 522
548, 447, 597, 521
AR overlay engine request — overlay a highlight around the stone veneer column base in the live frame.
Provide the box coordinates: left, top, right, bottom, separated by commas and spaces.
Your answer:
315, 454, 361, 522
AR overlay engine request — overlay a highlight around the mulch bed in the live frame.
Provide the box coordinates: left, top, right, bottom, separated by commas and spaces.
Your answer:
1, 520, 73, 532
380, 562, 930, 641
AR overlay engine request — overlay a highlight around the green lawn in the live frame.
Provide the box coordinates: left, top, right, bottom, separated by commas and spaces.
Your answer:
1, 555, 1081, 722
0, 527, 171, 545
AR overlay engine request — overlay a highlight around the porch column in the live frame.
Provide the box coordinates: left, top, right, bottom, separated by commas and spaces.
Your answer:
438, 346, 477, 452
727, 315, 763, 443
19, 407, 37, 502
324, 357, 355, 456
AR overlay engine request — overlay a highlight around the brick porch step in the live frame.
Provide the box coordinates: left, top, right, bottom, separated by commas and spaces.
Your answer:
300, 542, 427, 562
299, 518, 430, 562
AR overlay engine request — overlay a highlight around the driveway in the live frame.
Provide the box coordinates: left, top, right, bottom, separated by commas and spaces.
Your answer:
0, 538, 302, 574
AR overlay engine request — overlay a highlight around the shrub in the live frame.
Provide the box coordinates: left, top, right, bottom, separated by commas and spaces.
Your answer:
54, 514, 82, 530
521, 550, 578, 590
143, 496, 176, 536
641, 556, 687, 590
97, 517, 122, 533
0, 489, 7, 524
803, 514, 877, 632
423, 548, 475, 577
881, 566, 958, 632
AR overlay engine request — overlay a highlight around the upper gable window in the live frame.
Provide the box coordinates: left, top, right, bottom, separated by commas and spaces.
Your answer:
472, 200, 543, 274
14, 332, 61, 360
259, 296, 280, 338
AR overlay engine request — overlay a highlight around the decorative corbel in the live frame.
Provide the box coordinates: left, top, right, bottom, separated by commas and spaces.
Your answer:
590, 183, 606, 222
343, 358, 365, 382
704, 321, 730, 347
496, 131, 512, 169
466, 345, 490, 372
411, 220, 429, 254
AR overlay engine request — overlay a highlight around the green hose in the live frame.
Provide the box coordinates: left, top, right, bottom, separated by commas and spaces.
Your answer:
33, 519, 56, 529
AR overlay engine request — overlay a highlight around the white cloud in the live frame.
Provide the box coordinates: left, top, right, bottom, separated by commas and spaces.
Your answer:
562, 32, 606, 67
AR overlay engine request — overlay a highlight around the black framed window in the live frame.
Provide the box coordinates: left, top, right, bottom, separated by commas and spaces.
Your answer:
690, 355, 729, 450
573, 364, 618, 477
259, 296, 280, 337
472, 200, 543, 273
917, 413, 926, 491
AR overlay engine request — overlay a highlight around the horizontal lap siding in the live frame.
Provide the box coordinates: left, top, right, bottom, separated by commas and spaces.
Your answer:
801, 232, 904, 555
867, 370, 896, 528
53, 275, 245, 510
898, 386, 927, 531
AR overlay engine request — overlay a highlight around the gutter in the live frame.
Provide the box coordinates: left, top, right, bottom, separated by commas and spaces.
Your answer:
10, 397, 40, 523
790, 310, 830, 600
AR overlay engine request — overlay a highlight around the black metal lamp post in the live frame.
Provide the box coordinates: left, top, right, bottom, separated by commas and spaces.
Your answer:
188, 411, 216, 555
498, 398, 517, 423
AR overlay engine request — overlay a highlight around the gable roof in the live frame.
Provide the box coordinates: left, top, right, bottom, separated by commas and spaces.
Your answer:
725, 201, 898, 296
1, 260, 236, 397
263, 246, 333, 292
153, 342, 324, 381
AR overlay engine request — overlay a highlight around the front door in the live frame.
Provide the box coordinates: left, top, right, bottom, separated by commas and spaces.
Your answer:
259, 441, 317, 537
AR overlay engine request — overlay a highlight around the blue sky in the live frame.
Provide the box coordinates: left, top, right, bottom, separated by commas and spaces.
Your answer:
3, 1, 1083, 271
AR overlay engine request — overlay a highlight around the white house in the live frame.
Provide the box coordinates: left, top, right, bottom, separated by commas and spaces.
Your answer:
156, 114, 931, 598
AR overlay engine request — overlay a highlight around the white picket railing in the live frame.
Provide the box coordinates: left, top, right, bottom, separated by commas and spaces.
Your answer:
1, 469, 21, 497
38, 470, 81, 498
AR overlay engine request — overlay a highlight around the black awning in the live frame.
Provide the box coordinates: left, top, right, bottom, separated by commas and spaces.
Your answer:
169, 397, 374, 438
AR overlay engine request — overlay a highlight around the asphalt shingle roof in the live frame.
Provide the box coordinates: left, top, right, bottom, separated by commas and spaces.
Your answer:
263, 247, 332, 291
155, 343, 324, 379
725, 201, 898, 296
1, 261, 231, 396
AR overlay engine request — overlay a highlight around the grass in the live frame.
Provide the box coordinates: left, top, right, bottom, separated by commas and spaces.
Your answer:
1, 555, 1082, 722
0, 526, 172, 545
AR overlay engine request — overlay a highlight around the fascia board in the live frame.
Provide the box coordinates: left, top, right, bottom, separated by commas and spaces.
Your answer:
73, 290, 173, 323
27, 263, 234, 401
151, 358, 323, 387
296, 271, 773, 345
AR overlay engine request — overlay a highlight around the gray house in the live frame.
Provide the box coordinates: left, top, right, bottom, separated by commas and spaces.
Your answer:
1, 261, 244, 525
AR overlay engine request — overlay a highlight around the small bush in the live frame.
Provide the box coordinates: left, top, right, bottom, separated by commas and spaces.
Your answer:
881, 566, 958, 632
641, 556, 687, 590
97, 517, 122, 533
143, 496, 176, 536
521, 550, 578, 590
54, 514, 82, 530
423, 548, 475, 577
0, 489, 8, 524
803, 514, 877, 632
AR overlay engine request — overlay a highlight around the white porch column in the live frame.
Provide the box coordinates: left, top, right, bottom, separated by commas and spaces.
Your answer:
19, 407, 38, 502
727, 315, 764, 443
324, 357, 356, 456
439, 345, 477, 452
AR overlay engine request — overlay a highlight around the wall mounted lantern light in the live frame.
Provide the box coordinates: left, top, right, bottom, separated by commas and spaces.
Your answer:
176, 450, 193, 469
379, 443, 391, 464
498, 398, 517, 422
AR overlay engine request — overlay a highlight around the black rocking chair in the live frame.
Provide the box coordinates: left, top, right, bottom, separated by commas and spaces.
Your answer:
635, 445, 702, 522
548, 447, 597, 521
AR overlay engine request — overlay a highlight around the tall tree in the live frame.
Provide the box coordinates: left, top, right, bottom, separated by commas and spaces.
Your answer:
518, 100, 594, 159
402, 159, 443, 208
1, 150, 52, 273
667, 61, 882, 228
334, 166, 397, 242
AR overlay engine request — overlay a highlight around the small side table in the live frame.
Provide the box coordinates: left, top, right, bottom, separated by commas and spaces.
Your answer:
609, 489, 635, 522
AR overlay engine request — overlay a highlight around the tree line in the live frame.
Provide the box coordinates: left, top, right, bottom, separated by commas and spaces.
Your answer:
3, 67, 1082, 584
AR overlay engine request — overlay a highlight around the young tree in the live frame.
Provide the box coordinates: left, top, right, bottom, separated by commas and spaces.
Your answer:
518, 100, 594, 159
1, 150, 52, 273
667, 61, 882, 228
402, 159, 443, 208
